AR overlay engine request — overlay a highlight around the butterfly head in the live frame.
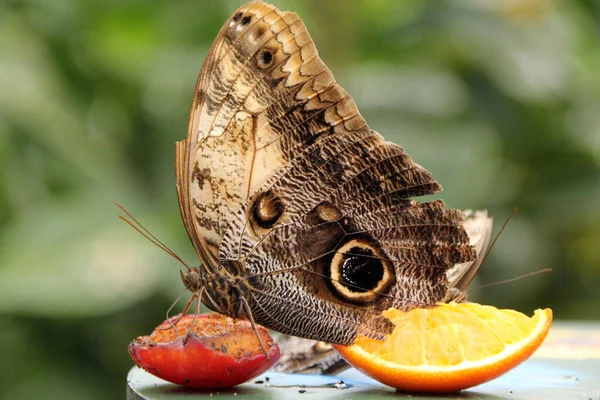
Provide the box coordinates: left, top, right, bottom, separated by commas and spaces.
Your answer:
180, 267, 202, 293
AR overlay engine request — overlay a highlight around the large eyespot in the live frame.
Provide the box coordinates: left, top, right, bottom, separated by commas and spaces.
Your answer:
251, 190, 284, 229
329, 237, 395, 304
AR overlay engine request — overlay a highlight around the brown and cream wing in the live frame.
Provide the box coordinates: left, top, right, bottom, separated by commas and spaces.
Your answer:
209, 2, 477, 343
177, 0, 480, 345
447, 210, 494, 292
176, 1, 357, 267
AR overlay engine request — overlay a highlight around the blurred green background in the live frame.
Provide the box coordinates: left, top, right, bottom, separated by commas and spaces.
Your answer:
1, 0, 599, 398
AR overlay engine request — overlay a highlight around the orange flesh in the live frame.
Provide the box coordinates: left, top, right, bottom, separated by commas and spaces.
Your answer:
358, 303, 544, 365
334, 302, 553, 393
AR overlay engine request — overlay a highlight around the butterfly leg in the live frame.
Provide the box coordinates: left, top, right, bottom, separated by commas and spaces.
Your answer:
161, 288, 188, 332
201, 286, 224, 312
443, 287, 468, 303
161, 291, 199, 334
240, 295, 270, 360
273, 336, 350, 375
183, 290, 204, 340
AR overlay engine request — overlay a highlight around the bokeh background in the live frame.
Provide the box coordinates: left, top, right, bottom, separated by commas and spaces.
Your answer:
1, 0, 599, 398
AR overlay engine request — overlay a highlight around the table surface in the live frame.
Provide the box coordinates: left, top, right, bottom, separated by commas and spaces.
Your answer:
126, 321, 600, 400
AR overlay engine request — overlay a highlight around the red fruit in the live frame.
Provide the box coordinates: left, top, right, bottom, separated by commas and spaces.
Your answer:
128, 313, 280, 388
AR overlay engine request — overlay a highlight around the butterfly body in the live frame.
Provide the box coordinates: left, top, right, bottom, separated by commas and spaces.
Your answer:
175, 1, 492, 346
180, 263, 250, 321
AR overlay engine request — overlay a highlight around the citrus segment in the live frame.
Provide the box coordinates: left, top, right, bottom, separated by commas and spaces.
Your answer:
334, 302, 552, 393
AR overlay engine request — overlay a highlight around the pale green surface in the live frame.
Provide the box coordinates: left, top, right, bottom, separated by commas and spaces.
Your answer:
127, 358, 600, 400
127, 322, 600, 400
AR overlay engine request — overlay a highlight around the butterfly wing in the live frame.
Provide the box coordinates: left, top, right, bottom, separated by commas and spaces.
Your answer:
273, 210, 493, 374
178, 1, 480, 345
447, 210, 494, 292
176, 1, 298, 270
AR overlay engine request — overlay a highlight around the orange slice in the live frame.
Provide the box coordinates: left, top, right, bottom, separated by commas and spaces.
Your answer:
334, 302, 552, 393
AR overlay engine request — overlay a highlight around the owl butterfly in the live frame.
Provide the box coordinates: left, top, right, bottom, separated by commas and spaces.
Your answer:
175, 0, 493, 346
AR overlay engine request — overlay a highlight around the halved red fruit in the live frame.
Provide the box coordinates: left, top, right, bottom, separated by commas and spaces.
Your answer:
128, 314, 280, 388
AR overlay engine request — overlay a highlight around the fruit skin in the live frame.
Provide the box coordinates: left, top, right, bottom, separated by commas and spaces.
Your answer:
333, 308, 553, 393
128, 314, 280, 388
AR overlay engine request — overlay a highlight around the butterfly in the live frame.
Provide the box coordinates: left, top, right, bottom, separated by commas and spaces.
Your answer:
174, 0, 493, 347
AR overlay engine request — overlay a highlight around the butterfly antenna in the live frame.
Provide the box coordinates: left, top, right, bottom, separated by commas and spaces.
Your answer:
477, 206, 518, 272
464, 207, 552, 295
115, 201, 191, 271
466, 268, 552, 295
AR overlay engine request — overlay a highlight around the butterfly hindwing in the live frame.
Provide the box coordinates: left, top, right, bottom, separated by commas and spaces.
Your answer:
177, 1, 486, 345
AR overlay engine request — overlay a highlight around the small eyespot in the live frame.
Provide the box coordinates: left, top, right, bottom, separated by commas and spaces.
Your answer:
232, 12, 243, 22
315, 202, 342, 222
257, 49, 274, 68
241, 15, 252, 25
253, 27, 265, 40
252, 190, 284, 229
305, 202, 343, 226
249, 26, 266, 43
230, 12, 243, 27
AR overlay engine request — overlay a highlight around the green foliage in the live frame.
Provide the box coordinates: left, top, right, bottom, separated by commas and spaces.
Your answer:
0, 0, 599, 398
